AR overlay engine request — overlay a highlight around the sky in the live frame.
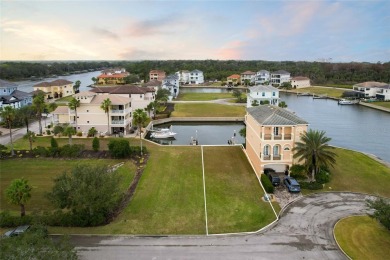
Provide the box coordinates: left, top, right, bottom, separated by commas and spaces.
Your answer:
1, 0, 389, 62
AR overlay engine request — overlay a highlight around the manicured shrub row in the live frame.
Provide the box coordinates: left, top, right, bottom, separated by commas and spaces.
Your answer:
261, 174, 274, 194
32, 144, 84, 158
300, 181, 323, 190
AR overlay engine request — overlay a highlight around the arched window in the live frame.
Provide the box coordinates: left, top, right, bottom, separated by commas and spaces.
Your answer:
263, 145, 270, 155
273, 145, 280, 155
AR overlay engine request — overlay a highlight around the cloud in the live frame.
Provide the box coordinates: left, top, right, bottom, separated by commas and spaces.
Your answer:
125, 15, 184, 37
92, 27, 119, 39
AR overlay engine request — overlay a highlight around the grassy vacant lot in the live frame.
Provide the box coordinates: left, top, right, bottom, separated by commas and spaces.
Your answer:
176, 93, 234, 101
370, 101, 390, 109
322, 148, 390, 198
334, 216, 390, 260
203, 146, 277, 234
171, 103, 246, 117
294, 86, 346, 98
0, 159, 135, 213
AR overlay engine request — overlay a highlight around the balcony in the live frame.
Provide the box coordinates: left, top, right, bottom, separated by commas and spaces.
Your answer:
273, 155, 281, 160
284, 134, 292, 140
263, 155, 271, 160
111, 120, 125, 125
274, 135, 282, 140
111, 109, 124, 114
264, 134, 272, 140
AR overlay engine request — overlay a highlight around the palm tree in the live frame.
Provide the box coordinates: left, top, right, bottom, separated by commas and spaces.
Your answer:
132, 108, 148, 156
293, 129, 337, 181
5, 178, 32, 217
63, 125, 76, 145
68, 97, 80, 129
278, 101, 288, 108
73, 80, 81, 93
0, 106, 16, 156
146, 102, 154, 118
23, 131, 36, 151
33, 93, 46, 135
100, 98, 112, 135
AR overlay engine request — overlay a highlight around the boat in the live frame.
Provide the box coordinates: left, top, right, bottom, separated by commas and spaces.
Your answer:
150, 126, 177, 139
338, 99, 359, 105
297, 92, 311, 96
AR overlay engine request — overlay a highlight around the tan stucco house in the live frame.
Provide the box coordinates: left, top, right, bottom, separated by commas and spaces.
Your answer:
291, 76, 311, 89
33, 79, 74, 100
245, 105, 308, 175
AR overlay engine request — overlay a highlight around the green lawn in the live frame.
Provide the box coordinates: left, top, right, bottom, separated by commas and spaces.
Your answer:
370, 101, 390, 109
172, 103, 246, 117
176, 93, 234, 101
294, 86, 346, 98
203, 146, 277, 234
0, 159, 135, 213
334, 216, 390, 260
324, 84, 353, 89
322, 148, 390, 197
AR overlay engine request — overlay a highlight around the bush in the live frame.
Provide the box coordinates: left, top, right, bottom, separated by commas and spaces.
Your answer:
316, 169, 330, 184
290, 164, 307, 180
33, 146, 49, 157
46, 129, 51, 135
59, 144, 84, 158
108, 139, 131, 158
300, 181, 323, 190
76, 131, 82, 137
130, 146, 148, 156
367, 198, 390, 230
0, 211, 33, 228
53, 125, 64, 136
88, 127, 98, 137
261, 174, 274, 193
50, 137, 58, 148
92, 137, 100, 152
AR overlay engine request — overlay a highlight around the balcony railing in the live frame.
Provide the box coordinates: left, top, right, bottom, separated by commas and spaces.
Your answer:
284, 134, 292, 140
111, 109, 124, 114
274, 135, 282, 140
264, 134, 272, 140
111, 120, 124, 125
273, 155, 281, 160
263, 155, 271, 160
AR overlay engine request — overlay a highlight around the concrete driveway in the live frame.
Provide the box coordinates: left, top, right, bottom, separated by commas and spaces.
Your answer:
74, 192, 374, 260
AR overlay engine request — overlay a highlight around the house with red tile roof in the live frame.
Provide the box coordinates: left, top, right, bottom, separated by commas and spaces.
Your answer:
227, 74, 241, 86
97, 68, 130, 85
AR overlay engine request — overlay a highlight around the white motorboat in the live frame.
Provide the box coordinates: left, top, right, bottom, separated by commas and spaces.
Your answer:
338, 99, 359, 105
150, 126, 177, 139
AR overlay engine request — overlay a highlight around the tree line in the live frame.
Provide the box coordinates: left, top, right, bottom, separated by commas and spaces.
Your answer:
1, 60, 389, 85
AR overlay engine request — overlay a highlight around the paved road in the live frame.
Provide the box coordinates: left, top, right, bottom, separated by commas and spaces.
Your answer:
73, 192, 374, 260
0, 118, 49, 145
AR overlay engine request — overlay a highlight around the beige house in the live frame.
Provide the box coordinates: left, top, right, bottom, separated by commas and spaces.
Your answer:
245, 105, 308, 175
33, 79, 74, 100
52, 92, 132, 135
291, 76, 311, 89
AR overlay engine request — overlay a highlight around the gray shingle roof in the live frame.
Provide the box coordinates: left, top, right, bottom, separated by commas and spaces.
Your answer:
190, 69, 203, 74
249, 85, 279, 92
271, 70, 290, 75
247, 105, 308, 126
0, 79, 18, 88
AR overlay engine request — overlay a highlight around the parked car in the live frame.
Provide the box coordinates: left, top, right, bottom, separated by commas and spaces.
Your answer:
283, 177, 301, 193
3, 225, 30, 237
264, 168, 281, 186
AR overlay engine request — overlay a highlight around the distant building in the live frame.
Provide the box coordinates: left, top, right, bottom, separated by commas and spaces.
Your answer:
240, 71, 256, 85
97, 68, 129, 85
33, 79, 74, 100
0, 79, 33, 109
142, 80, 162, 93
189, 69, 204, 84
254, 70, 270, 85
247, 85, 279, 107
162, 74, 180, 97
176, 70, 190, 84
353, 81, 390, 100
291, 76, 311, 89
227, 74, 241, 86
149, 70, 166, 81
245, 105, 308, 175
271, 70, 291, 86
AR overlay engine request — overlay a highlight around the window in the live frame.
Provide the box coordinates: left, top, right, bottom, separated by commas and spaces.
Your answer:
87, 121, 89, 123
284, 146, 290, 151
263, 145, 270, 155
262, 92, 265, 96
274, 127, 279, 136
273, 145, 279, 155
272, 92, 276, 96
87, 110, 89, 112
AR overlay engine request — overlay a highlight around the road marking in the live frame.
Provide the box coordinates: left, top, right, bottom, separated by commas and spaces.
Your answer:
201, 145, 209, 235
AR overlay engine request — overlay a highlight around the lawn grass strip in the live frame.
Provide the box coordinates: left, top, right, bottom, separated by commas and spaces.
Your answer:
201, 145, 209, 235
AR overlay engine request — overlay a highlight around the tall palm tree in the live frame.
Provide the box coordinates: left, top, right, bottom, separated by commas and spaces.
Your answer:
146, 102, 154, 118
293, 129, 337, 181
32, 93, 46, 135
63, 125, 76, 145
73, 80, 81, 93
23, 131, 36, 151
68, 97, 80, 129
0, 106, 16, 156
100, 98, 112, 135
132, 108, 148, 156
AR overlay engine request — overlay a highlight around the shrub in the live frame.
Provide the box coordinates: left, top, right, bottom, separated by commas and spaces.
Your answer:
130, 146, 148, 156
88, 127, 98, 137
76, 131, 82, 137
60, 144, 84, 158
108, 139, 131, 158
33, 146, 49, 157
53, 125, 64, 136
50, 137, 58, 148
316, 169, 331, 184
300, 181, 323, 190
92, 137, 100, 152
261, 174, 274, 193
0, 211, 33, 228
367, 198, 390, 230
46, 129, 51, 135
290, 164, 307, 180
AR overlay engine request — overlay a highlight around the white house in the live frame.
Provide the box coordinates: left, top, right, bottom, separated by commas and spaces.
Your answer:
240, 71, 256, 85
189, 70, 204, 84
247, 85, 280, 107
176, 70, 190, 84
255, 70, 270, 85
271, 70, 291, 86
375, 85, 390, 101
291, 76, 311, 89
0, 79, 32, 109
162, 74, 180, 97
353, 81, 389, 98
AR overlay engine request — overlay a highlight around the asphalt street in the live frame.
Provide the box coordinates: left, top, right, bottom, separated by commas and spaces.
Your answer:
71, 192, 374, 260
0, 118, 49, 145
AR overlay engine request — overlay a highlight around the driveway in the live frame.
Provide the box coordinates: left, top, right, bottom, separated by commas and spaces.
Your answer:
74, 192, 374, 259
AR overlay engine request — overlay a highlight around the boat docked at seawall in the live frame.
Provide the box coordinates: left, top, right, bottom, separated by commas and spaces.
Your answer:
150, 126, 177, 139
338, 99, 359, 105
